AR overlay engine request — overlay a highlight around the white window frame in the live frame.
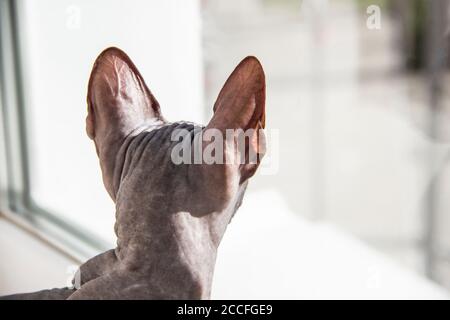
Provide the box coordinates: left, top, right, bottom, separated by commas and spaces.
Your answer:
0, 0, 107, 261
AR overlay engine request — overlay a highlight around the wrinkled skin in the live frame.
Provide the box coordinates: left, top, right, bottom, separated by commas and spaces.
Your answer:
1, 47, 266, 300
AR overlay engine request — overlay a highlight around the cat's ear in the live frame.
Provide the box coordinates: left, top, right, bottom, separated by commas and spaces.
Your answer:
206, 56, 266, 182
207, 56, 265, 132
86, 47, 162, 140
86, 47, 163, 200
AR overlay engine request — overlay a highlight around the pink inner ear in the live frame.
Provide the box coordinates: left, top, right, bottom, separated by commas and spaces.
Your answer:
207, 56, 266, 132
86, 47, 162, 141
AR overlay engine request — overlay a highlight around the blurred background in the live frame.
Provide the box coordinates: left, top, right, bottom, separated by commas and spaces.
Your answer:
1, 0, 450, 299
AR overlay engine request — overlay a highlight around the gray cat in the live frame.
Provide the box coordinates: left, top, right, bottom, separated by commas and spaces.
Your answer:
1, 47, 266, 299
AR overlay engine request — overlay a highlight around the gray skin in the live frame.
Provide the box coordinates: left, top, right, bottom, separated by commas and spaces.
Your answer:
0, 47, 266, 300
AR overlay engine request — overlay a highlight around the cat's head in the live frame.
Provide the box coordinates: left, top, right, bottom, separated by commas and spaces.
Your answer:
86, 47, 265, 235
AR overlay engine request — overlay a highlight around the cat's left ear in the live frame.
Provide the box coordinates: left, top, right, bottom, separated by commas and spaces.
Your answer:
86, 47, 163, 200
86, 47, 162, 141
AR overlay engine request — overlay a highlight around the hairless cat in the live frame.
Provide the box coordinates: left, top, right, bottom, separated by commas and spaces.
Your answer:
1, 47, 266, 299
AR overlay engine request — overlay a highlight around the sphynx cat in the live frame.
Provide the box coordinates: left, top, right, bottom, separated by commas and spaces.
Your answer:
1, 47, 266, 299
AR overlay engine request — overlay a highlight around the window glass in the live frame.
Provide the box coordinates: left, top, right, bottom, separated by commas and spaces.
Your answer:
18, 0, 203, 243
203, 0, 450, 289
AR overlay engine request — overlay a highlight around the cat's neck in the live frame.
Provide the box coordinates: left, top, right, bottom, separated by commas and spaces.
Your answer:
115, 210, 218, 299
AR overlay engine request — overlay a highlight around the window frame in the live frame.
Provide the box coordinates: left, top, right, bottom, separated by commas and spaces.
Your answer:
0, 0, 108, 261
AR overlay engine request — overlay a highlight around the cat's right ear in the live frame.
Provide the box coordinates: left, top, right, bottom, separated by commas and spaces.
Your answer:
206, 56, 266, 183
206, 56, 265, 133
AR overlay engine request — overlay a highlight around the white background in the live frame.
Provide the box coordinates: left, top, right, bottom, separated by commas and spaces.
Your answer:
19, 0, 204, 242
